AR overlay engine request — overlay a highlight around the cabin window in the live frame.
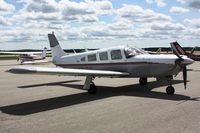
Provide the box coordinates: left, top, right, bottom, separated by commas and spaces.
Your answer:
87, 54, 97, 61
80, 57, 85, 62
99, 52, 108, 61
111, 50, 122, 60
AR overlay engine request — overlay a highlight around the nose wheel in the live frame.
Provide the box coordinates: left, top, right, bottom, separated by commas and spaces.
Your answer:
166, 86, 175, 95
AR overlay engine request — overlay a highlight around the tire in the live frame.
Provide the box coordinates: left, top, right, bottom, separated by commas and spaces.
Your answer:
88, 82, 97, 95
139, 78, 147, 85
166, 86, 175, 95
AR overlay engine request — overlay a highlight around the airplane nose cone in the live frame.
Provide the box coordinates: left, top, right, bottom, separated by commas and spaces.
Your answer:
181, 56, 194, 65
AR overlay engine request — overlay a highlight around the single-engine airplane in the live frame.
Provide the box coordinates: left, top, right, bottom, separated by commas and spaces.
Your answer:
9, 33, 194, 95
171, 41, 200, 61
0, 47, 49, 64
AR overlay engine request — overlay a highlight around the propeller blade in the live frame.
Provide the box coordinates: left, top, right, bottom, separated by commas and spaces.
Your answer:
183, 66, 187, 89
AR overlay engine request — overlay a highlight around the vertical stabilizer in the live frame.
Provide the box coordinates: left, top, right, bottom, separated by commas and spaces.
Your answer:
170, 42, 186, 56
48, 32, 66, 59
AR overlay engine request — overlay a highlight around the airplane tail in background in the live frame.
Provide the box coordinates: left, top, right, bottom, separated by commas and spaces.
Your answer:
48, 32, 66, 59
171, 41, 200, 61
170, 42, 186, 56
41, 47, 47, 59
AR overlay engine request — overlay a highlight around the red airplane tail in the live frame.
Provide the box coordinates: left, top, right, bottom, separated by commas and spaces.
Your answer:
170, 42, 186, 55
170, 41, 200, 61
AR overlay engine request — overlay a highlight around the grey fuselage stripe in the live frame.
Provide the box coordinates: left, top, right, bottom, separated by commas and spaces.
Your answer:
55, 61, 168, 67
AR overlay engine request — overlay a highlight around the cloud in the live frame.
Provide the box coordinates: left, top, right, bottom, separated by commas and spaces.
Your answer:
0, 16, 10, 26
0, 0, 15, 13
151, 23, 185, 31
170, 6, 189, 14
26, 0, 58, 13
146, 0, 166, 7
184, 18, 200, 28
177, 0, 200, 9
60, 0, 113, 22
116, 4, 172, 23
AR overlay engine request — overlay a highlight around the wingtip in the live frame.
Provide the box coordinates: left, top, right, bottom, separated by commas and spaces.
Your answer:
8, 66, 36, 74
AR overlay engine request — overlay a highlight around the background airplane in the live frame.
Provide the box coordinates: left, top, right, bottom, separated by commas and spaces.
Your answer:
170, 42, 200, 61
0, 47, 49, 64
9, 33, 194, 95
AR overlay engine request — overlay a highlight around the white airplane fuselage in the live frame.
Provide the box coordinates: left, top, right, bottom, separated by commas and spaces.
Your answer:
52, 45, 191, 78
19, 54, 45, 61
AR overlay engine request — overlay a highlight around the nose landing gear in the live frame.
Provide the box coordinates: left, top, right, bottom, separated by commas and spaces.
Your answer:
166, 86, 175, 95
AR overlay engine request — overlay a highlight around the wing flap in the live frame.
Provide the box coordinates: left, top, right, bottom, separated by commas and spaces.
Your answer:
8, 66, 129, 77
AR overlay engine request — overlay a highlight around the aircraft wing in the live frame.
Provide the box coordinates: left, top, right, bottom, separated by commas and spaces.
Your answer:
0, 51, 41, 55
8, 66, 129, 77
22, 60, 51, 64
0, 51, 51, 55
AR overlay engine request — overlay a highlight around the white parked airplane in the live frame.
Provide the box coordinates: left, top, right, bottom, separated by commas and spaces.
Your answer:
9, 33, 194, 95
0, 47, 49, 64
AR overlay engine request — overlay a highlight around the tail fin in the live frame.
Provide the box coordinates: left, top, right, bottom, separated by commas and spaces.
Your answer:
170, 42, 187, 56
41, 47, 47, 59
48, 32, 66, 59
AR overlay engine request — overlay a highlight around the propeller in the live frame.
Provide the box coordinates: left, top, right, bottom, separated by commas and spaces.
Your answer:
175, 56, 187, 89
183, 66, 187, 89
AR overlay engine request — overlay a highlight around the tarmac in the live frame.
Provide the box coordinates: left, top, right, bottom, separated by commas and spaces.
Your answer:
0, 59, 200, 133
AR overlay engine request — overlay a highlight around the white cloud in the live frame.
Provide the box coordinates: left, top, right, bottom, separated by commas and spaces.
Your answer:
170, 6, 189, 14
146, 0, 166, 7
0, 0, 15, 13
60, 0, 113, 22
184, 18, 200, 28
26, 0, 58, 13
116, 4, 172, 23
151, 23, 185, 31
0, 16, 10, 26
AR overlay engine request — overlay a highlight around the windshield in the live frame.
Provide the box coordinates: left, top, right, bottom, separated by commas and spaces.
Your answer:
124, 46, 146, 58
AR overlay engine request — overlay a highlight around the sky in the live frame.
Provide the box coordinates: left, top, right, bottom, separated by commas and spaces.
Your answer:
0, 0, 200, 50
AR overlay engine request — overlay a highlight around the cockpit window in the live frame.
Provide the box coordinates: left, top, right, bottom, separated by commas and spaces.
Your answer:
124, 47, 145, 59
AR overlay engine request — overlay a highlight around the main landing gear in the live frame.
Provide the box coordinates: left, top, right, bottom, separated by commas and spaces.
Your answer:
88, 82, 97, 95
83, 76, 97, 95
139, 77, 147, 85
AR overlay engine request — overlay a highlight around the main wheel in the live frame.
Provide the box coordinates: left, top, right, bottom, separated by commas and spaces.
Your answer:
88, 82, 97, 95
139, 78, 147, 85
166, 86, 175, 95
